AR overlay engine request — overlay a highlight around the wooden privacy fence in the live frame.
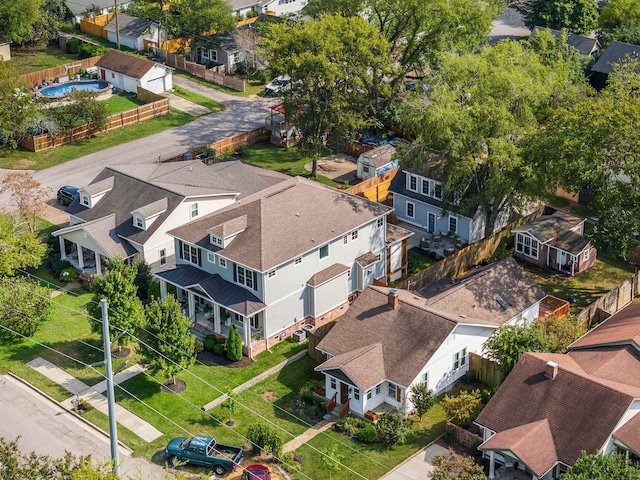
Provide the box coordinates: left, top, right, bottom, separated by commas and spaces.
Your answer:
446, 421, 482, 449
159, 50, 246, 92
80, 13, 114, 39
578, 272, 640, 328
469, 352, 504, 388
346, 166, 398, 201
398, 207, 545, 291
307, 323, 336, 363
19, 56, 102, 86
19, 99, 169, 152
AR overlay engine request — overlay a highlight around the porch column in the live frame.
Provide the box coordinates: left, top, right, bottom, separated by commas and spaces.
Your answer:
488, 451, 495, 479
213, 304, 221, 333
159, 279, 167, 299
95, 252, 102, 274
571, 255, 575, 276
59, 237, 67, 260
243, 316, 250, 346
76, 244, 84, 269
187, 291, 195, 319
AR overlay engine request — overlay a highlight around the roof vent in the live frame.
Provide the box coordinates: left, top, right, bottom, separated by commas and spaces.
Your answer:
545, 361, 558, 379
496, 296, 510, 311
388, 289, 399, 310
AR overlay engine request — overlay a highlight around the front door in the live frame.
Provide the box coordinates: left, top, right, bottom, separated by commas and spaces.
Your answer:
428, 212, 436, 232
340, 382, 349, 404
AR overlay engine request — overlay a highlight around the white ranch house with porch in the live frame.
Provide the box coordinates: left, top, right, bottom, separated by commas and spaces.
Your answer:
314, 258, 551, 420
154, 176, 412, 357
53, 160, 288, 275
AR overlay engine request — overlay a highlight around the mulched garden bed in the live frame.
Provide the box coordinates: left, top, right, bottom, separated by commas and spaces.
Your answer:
197, 351, 253, 368
162, 378, 187, 393
111, 347, 131, 358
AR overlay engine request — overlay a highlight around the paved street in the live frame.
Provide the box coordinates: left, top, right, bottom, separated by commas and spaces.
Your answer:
0, 374, 169, 479
31, 77, 276, 201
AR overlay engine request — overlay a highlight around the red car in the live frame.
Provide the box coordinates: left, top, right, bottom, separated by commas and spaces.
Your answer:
242, 464, 271, 480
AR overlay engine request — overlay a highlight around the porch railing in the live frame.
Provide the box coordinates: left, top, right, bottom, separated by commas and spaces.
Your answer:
326, 393, 337, 413
339, 399, 350, 419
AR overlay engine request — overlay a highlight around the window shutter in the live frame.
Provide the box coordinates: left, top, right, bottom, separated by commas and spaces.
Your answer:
197, 248, 202, 267
252, 271, 258, 289
233, 264, 237, 282
178, 241, 183, 260
396, 386, 401, 402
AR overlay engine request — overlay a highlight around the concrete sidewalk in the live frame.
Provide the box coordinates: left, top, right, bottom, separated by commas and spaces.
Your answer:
202, 349, 308, 411
165, 93, 210, 116
28, 357, 162, 442
380, 441, 448, 480
282, 418, 335, 453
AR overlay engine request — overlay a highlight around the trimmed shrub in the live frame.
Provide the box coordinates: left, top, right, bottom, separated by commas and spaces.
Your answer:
66, 38, 80, 54
247, 423, 283, 457
216, 336, 227, 344
78, 43, 107, 59
441, 389, 482, 428
59, 267, 78, 283
52, 259, 73, 277
204, 334, 217, 351
358, 423, 378, 443
213, 343, 225, 355
298, 380, 317, 405
226, 324, 243, 361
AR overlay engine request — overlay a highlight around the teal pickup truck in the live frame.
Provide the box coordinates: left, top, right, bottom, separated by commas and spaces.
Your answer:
165, 435, 244, 475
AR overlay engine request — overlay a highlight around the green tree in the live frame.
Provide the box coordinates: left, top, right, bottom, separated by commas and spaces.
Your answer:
226, 323, 243, 361
28, 0, 70, 48
0, 213, 47, 276
483, 324, 548, 374
0, 62, 40, 148
304, 0, 364, 18
45, 89, 109, 134
139, 295, 196, 385
523, 0, 599, 35
441, 389, 482, 428
261, 14, 391, 176
0, 276, 52, 341
0, 0, 43, 43
598, 0, 640, 46
132, 259, 152, 302
524, 60, 640, 258
537, 315, 587, 353
222, 390, 238, 425
87, 257, 145, 349
410, 383, 434, 420
377, 409, 411, 445
247, 423, 283, 457
172, 0, 234, 59
561, 452, 640, 480
430, 450, 487, 480
320, 445, 343, 480
1, 172, 50, 234
401, 40, 583, 239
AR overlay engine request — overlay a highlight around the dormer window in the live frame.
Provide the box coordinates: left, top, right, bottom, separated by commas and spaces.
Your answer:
134, 216, 145, 230
434, 183, 443, 200
210, 235, 223, 247
191, 203, 199, 218
408, 174, 418, 192
81, 194, 90, 207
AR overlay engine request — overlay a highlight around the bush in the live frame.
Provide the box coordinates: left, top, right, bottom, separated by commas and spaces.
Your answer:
194, 339, 204, 356
217, 336, 227, 344
298, 380, 317, 405
280, 452, 301, 473
226, 324, 243, 361
377, 410, 410, 445
78, 43, 107, 59
147, 281, 161, 300
213, 343, 225, 355
247, 423, 283, 457
66, 38, 80, 54
358, 423, 378, 443
204, 334, 217, 351
234, 142, 249, 157
52, 259, 73, 277
442, 389, 482, 428
252, 70, 270, 84
59, 267, 78, 283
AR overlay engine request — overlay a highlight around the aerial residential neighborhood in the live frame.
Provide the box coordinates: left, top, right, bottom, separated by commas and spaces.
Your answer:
2, 0, 640, 479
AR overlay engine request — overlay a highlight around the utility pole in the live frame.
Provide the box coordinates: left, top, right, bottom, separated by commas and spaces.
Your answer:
114, 0, 120, 50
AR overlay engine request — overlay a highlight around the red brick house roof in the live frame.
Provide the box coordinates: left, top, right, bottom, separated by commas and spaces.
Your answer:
569, 300, 640, 350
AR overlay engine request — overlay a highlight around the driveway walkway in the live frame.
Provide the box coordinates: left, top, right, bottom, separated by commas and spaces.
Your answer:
282, 418, 335, 453
380, 442, 449, 480
28, 357, 162, 442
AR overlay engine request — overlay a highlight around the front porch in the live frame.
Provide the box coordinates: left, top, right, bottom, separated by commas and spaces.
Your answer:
59, 237, 108, 275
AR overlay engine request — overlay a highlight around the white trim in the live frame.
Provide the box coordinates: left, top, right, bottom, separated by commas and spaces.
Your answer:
406, 201, 415, 219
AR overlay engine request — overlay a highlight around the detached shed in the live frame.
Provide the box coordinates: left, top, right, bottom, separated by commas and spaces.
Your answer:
103, 13, 166, 52
356, 144, 397, 180
95, 49, 173, 94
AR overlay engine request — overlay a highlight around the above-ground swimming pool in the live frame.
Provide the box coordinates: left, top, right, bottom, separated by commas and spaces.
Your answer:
39, 80, 112, 99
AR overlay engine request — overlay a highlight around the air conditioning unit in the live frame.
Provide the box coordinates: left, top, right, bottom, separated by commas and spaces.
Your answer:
302, 324, 315, 337
292, 330, 306, 342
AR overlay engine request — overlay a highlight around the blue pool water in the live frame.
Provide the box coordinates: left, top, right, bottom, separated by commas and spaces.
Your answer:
40, 80, 111, 98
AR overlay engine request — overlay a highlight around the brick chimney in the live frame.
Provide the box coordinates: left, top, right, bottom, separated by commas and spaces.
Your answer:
544, 360, 558, 379
388, 289, 399, 309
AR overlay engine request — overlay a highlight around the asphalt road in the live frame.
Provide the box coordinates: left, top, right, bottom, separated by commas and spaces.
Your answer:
31, 77, 276, 201
0, 374, 169, 479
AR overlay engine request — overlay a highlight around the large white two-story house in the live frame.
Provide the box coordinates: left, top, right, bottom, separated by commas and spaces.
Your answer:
53, 160, 288, 274
154, 176, 412, 357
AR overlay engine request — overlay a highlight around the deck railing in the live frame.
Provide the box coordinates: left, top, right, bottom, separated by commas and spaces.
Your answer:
339, 399, 350, 419
326, 392, 337, 413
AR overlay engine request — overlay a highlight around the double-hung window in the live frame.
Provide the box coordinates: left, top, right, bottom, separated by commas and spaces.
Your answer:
235, 264, 257, 290
453, 348, 467, 370
181, 242, 201, 266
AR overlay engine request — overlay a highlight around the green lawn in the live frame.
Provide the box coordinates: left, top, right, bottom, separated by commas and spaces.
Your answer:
171, 86, 226, 112
9, 45, 79, 75
0, 109, 195, 170
522, 255, 635, 312
406, 250, 437, 277
175, 71, 266, 97
101, 93, 146, 115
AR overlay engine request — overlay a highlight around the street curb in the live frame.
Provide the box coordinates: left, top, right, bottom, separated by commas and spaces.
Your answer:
7, 372, 133, 455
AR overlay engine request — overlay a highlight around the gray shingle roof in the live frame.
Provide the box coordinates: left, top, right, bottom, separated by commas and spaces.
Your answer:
531, 27, 600, 56
362, 144, 396, 168
83, 176, 114, 196
134, 197, 168, 218
65, 0, 118, 17
104, 13, 155, 38
514, 213, 590, 254
168, 176, 392, 272
386, 223, 413, 244
592, 40, 640, 74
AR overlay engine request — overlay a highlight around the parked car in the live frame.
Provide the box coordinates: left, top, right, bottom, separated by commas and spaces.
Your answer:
260, 75, 291, 97
243, 464, 271, 480
56, 185, 79, 206
164, 435, 244, 475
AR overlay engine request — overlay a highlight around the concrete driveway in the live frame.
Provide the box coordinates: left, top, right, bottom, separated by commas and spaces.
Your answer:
380, 442, 449, 480
0, 374, 169, 480
31, 76, 276, 202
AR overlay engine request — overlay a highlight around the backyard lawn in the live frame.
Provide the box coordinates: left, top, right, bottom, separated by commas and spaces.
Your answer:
9, 45, 79, 75
522, 255, 635, 312
175, 71, 267, 97
171, 86, 226, 112
101, 92, 145, 115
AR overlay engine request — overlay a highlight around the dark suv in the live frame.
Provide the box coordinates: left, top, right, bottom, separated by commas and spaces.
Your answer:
57, 185, 79, 206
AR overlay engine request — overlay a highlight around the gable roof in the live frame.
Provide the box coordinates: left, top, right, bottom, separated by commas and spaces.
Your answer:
361, 144, 396, 168
614, 411, 640, 456
65, 0, 118, 17
420, 258, 546, 324
514, 213, 590, 254
569, 300, 640, 350
531, 27, 600, 56
95, 50, 157, 79
592, 41, 640, 74
475, 352, 640, 476
168, 176, 392, 272
104, 13, 155, 38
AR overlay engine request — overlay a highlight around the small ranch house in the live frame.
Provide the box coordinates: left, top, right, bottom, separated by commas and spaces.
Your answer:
229, 0, 307, 18
356, 144, 398, 180
315, 258, 548, 419
512, 212, 596, 276
103, 14, 166, 52
95, 49, 173, 94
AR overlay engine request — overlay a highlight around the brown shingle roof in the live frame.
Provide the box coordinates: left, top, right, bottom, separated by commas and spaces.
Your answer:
317, 344, 387, 391
307, 263, 350, 287
362, 144, 396, 168
568, 346, 640, 389
614, 411, 640, 456
207, 215, 248, 238
475, 352, 637, 472
95, 49, 156, 80
168, 176, 392, 272
569, 300, 640, 350
480, 419, 558, 477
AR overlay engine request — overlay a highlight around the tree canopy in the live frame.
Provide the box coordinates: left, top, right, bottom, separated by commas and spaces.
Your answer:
561, 452, 640, 480
1, 172, 50, 234
400, 40, 584, 239
483, 324, 548, 374
430, 450, 487, 480
0, 0, 43, 43
0, 213, 47, 276
172, 0, 235, 54
522, 0, 599, 35
0, 276, 52, 342
598, 0, 640, 45
0, 62, 40, 148
261, 14, 391, 175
